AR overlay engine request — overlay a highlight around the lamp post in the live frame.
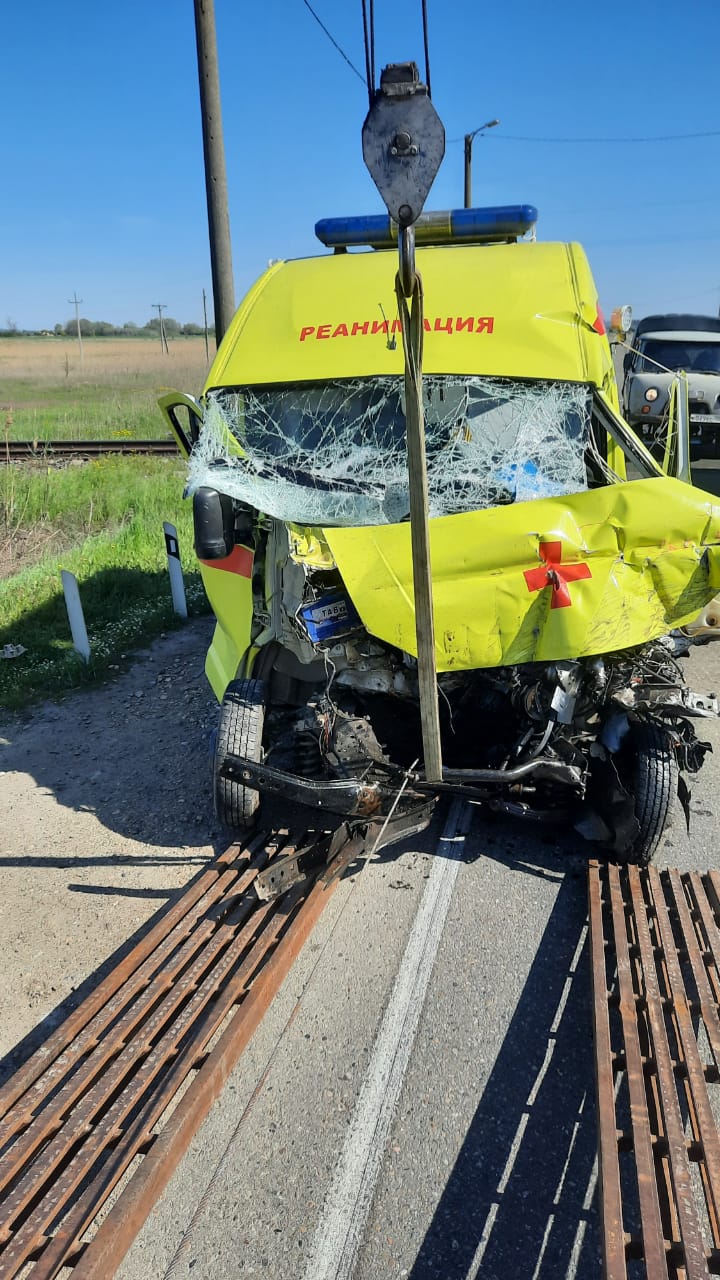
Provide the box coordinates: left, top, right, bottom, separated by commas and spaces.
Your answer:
463, 118, 500, 208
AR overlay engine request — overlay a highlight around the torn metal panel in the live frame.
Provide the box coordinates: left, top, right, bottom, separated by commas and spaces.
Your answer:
324, 477, 720, 670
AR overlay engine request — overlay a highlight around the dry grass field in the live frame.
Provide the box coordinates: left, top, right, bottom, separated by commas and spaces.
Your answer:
0, 336, 214, 440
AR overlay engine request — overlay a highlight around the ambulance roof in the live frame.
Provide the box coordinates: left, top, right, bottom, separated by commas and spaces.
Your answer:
206, 238, 608, 390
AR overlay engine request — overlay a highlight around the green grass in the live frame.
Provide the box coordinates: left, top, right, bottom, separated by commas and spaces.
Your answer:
4, 386, 168, 440
2, 455, 189, 531
0, 458, 211, 709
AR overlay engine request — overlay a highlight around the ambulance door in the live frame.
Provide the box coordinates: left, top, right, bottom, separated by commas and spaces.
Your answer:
158, 391, 203, 460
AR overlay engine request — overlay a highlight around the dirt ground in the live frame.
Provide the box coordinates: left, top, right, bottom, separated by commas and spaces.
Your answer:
2, 612, 720, 1088
0, 616, 221, 1079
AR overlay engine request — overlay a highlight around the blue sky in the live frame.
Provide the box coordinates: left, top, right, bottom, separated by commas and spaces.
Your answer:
3, 0, 719, 330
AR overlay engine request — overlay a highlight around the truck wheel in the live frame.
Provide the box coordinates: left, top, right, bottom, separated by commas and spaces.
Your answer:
628, 722, 677, 865
213, 678, 266, 830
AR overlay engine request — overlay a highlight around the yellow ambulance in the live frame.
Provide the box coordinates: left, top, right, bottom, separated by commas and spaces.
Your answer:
160, 205, 720, 862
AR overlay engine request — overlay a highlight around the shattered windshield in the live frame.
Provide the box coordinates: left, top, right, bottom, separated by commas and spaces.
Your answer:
188, 375, 638, 527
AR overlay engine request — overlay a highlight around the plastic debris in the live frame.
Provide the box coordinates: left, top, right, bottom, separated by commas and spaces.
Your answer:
1, 644, 27, 660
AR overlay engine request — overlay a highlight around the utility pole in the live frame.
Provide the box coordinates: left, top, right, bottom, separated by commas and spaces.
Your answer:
463, 118, 500, 208
153, 304, 169, 354
202, 288, 209, 361
68, 292, 84, 366
193, 0, 235, 345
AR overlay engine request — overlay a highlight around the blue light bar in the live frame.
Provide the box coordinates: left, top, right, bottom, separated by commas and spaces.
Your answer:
314, 205, 538, 249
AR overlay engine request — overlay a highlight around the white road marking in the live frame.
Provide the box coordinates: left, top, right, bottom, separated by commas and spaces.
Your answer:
305, 798, 472, 1280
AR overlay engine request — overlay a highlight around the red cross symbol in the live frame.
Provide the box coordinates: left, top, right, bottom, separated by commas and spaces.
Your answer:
523, 540, 592, 609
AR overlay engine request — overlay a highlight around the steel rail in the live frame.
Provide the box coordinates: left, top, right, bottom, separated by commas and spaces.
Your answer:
0, 823, 359, 1278
590, 861, 720, 1279
1, 439, 178, 462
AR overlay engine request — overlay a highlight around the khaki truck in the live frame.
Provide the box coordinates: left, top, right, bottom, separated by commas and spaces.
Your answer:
622, 313, 720, 456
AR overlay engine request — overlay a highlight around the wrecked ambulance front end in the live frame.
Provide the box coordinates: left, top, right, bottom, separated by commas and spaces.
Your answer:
164, 216, 720, 861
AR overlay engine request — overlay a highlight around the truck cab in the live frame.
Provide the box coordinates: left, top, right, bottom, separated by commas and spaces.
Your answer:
622, 313, 720, 456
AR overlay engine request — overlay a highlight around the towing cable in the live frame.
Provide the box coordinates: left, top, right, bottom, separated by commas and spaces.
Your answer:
361, 55, 446, 783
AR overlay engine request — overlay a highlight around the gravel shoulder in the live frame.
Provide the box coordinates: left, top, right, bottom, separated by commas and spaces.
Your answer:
0, 617, 220, 1078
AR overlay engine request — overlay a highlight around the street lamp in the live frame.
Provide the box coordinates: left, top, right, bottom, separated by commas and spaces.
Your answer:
464, 118, 500, 208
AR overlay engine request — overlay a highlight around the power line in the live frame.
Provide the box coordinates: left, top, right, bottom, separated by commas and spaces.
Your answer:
449, 128, 720, 144
300, 0, 365, 87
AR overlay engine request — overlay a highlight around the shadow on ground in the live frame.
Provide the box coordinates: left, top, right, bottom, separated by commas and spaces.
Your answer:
0, 841, 228, 1089
408, 847, 601, 1280
0, 616, 222, 852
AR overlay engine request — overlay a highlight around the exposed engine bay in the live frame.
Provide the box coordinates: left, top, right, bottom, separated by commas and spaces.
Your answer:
219, 512, 717, 865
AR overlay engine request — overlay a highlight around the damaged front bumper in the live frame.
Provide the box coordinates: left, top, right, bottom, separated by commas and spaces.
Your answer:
253, 805, 436, 901
220, 751, 586, 817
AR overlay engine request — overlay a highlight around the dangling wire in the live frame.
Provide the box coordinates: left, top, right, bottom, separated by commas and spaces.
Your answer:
361, 0, 375, 105
421, 0, 432, 96
361, 0, 434, 102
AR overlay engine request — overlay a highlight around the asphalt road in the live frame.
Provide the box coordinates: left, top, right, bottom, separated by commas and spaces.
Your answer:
117, 386, 720, 1279
117, 657, 720, 1275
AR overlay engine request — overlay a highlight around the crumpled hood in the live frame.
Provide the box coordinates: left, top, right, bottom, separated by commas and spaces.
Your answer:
323, 477, 720, 670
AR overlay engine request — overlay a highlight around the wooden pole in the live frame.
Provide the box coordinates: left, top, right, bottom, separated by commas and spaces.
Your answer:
193, 0, 235, 345
152, 304, 168, 354
68, 293, 84, 367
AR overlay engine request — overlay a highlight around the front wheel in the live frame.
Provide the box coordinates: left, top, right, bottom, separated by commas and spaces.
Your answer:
627, 722, 678, 864
213, 678, 266, 830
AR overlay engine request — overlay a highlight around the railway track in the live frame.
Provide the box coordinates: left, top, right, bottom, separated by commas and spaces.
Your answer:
590, 861, 720, 1279
7, 814, 720, 1277
2, 439, 178, 461
0, 821, 372, 1279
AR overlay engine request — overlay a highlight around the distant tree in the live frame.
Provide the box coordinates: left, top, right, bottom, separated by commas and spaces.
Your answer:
122, 321, 139, 334
182, 322, 203, 335
64, 318, 93, 336
54, 323, 64, 336
144, 316, 180, 335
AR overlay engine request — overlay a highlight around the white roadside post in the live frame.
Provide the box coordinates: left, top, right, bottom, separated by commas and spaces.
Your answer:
61, 570, 91, 663
163, 522, 188, 618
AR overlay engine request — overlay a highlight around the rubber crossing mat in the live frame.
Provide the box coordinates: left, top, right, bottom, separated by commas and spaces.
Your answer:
589, 861, 720, 1279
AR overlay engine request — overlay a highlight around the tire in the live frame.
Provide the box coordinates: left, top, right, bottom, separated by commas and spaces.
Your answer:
213, 678, 266, 830
628, 722, 678, 864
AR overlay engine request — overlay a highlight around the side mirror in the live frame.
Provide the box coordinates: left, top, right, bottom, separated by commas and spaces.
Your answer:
193, 487, 235, 560
623, 351, 633, 376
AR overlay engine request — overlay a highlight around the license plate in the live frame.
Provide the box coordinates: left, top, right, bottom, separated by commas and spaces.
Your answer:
314, 600, 349, 623
690, 414, 719, 424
